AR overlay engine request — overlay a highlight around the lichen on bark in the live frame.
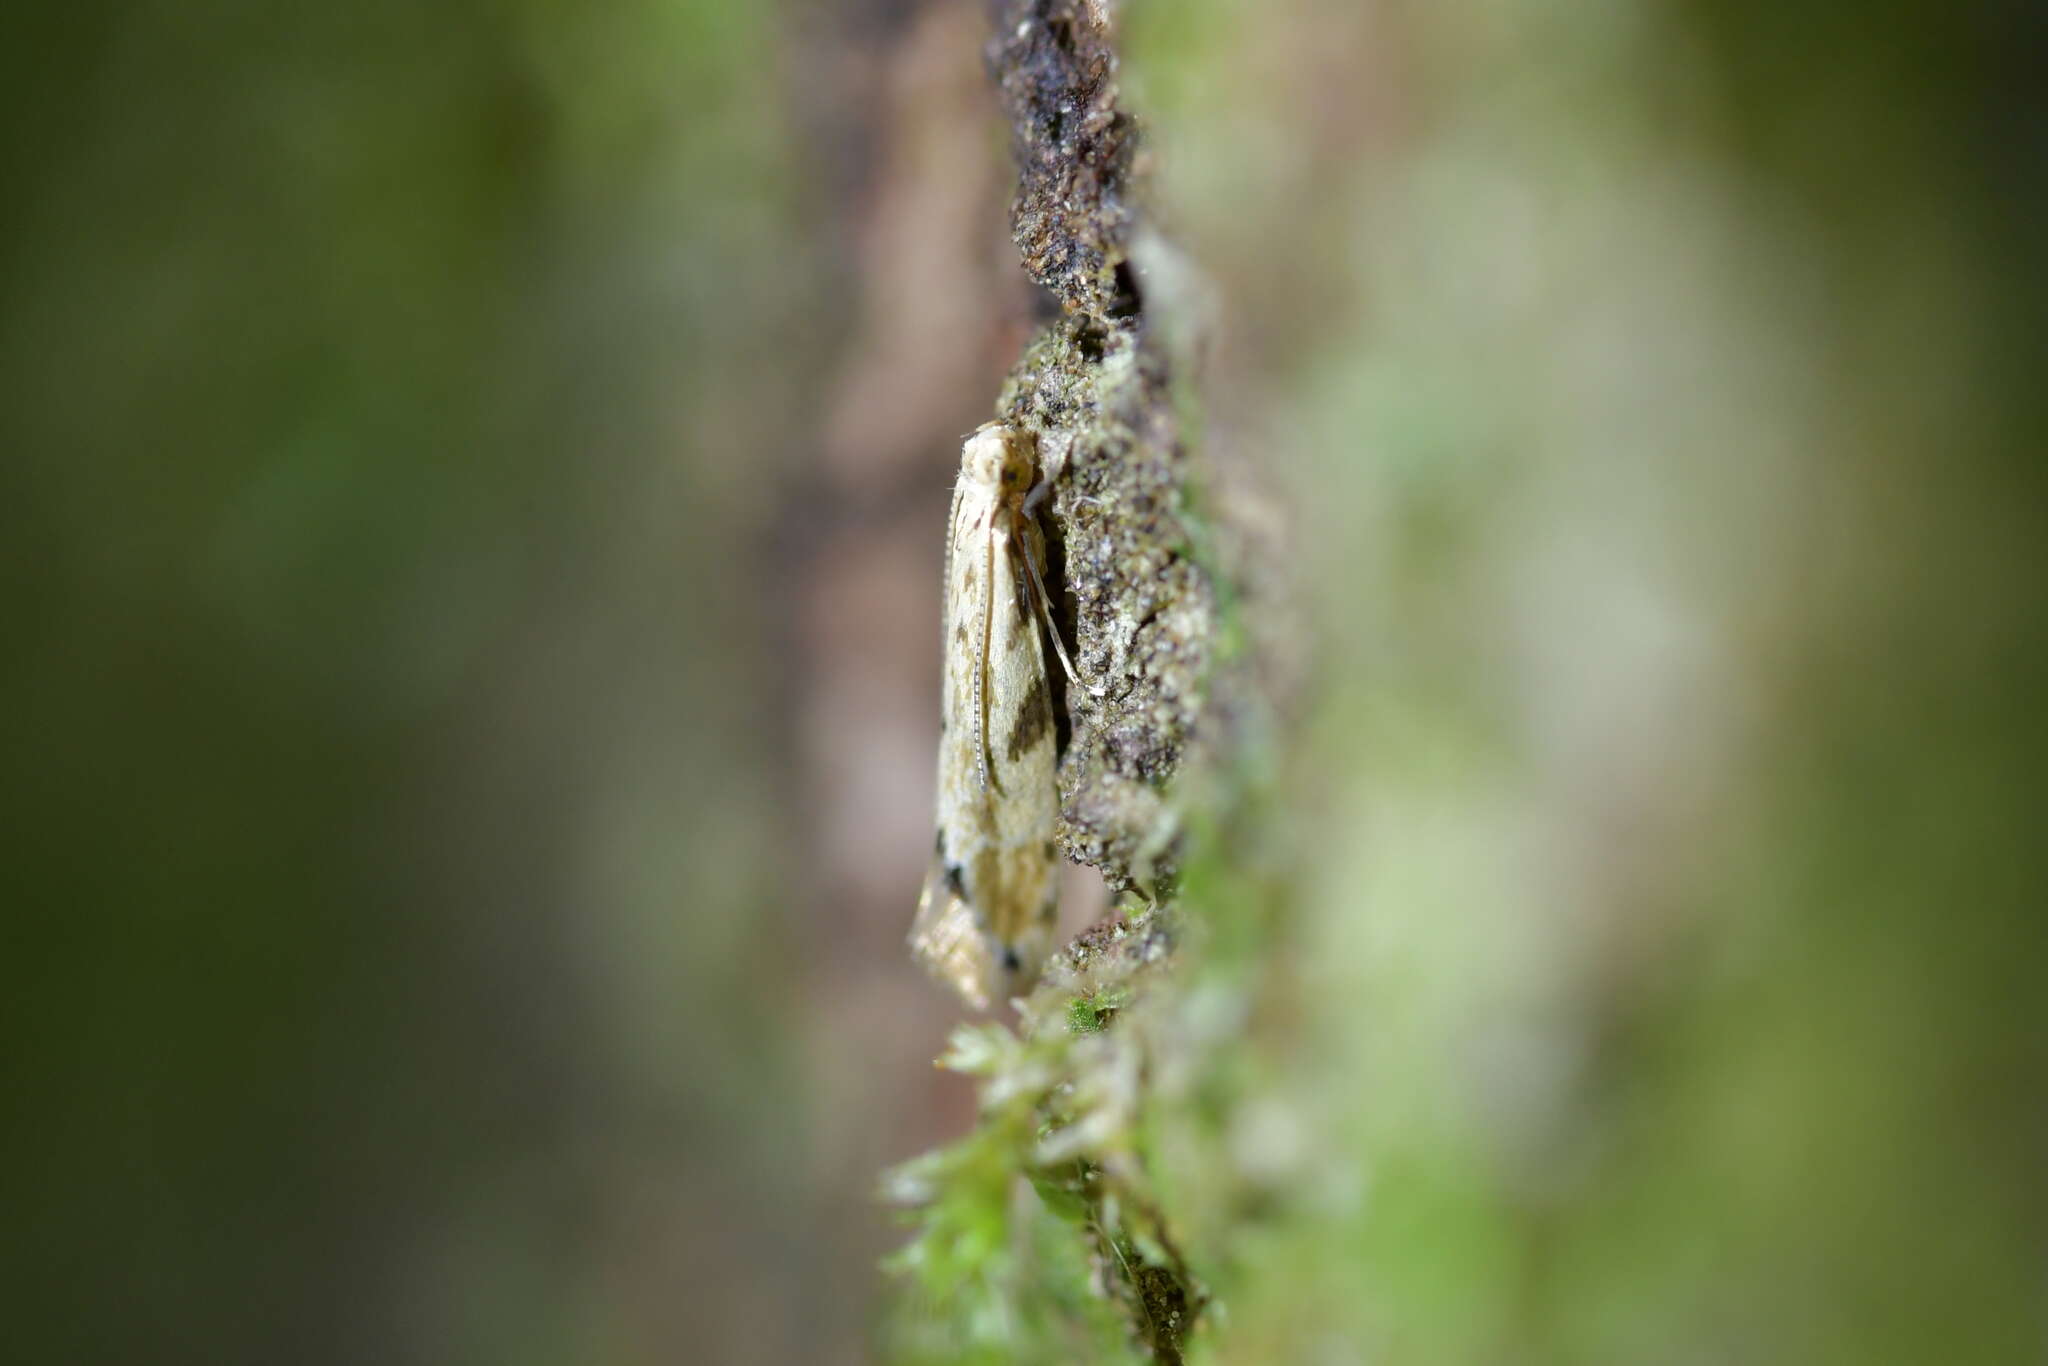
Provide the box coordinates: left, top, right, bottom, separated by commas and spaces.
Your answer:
884, 5, 1243, 1362
985, 0, 1219, 901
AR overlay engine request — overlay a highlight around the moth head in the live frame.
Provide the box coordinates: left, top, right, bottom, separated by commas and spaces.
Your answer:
962, 422, 1038, 494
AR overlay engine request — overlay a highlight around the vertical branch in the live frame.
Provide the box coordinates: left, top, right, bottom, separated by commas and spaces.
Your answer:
980, 6, 1227, 1355
984, 0, 1219, 899
887, 8, 1273, 1361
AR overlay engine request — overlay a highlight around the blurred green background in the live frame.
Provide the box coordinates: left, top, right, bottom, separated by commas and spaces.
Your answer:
2, 1, 2041, 1363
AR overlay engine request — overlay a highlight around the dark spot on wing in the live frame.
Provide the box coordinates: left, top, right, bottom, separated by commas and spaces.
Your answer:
953, 620, 969, 646
1042, 839, 1056, 860
1001, 945, 1021, 972
1004, 673, 1052, 762
944, 863, 969, 900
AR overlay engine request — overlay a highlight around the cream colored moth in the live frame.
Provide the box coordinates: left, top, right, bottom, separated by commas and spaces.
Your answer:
911, 421, 1085, 1009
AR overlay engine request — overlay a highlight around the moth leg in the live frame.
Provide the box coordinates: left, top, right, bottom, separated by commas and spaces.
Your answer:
1026, 433, 1116, 516
1021, 474, 1053, 519
1022, 433, 1066, 517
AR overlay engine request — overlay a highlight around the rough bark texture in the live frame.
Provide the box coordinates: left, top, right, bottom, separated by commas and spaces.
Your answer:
982, 2, 1217, 1357
986, 0, 1218, 900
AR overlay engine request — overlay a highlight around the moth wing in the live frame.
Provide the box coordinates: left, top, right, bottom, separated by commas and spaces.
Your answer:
910, 856, 995, 1011
937, 481, 984, 764
939, 474, 967, 640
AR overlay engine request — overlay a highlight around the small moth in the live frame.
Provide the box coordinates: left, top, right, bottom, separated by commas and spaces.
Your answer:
912, 421, 1084, 1009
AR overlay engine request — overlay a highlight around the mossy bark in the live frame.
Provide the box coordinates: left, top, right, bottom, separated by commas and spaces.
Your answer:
985, 0, 1219, 901
976, 3, 1226, 1357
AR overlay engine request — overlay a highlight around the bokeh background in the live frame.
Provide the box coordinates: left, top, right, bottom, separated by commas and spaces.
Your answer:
3, 1, 2042, 1363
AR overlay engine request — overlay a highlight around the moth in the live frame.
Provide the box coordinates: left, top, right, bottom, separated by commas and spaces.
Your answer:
911, 421, 1089, 1009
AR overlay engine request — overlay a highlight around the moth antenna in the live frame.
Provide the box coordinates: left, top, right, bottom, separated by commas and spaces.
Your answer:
1017, 507, 1107, 700
1021, 473, 1053, 519
975, 502, 1004, 794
